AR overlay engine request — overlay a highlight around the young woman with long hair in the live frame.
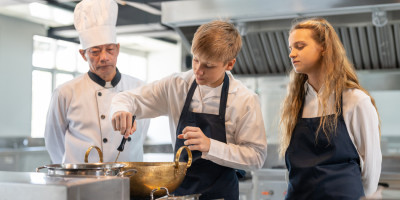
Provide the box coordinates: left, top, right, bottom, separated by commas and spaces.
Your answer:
281, 17, 382, 199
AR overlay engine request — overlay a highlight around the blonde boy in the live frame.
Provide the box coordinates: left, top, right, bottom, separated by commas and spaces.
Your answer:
111, 20, 267, 199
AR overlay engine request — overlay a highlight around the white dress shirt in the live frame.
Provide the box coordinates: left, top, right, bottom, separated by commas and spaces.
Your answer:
303, 82, 382, 196
111, 70, 268, 170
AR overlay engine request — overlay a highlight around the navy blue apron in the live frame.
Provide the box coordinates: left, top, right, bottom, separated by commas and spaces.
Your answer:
285, 95, 364, 200
173, 73, 239, 200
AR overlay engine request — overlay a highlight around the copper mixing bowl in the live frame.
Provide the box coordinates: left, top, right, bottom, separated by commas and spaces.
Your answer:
85, 145, 192, 198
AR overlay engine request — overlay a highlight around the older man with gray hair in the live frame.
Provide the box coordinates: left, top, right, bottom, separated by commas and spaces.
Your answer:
44, 0, 149, 164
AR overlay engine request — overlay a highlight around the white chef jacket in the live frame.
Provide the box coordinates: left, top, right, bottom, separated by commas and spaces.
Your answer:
111, 70, 267, 170
44, 71, 150, 164
302, 82, 382, 196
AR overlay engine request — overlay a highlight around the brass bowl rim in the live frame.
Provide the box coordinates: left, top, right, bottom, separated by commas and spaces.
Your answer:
117, 161, 189, 166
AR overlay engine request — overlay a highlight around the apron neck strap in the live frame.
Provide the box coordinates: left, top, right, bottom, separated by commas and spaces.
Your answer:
181, 73, 230, 120
219, 73, 229, 119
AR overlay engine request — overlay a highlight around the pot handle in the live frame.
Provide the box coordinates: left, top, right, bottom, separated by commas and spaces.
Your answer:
36, 166, 46, 172
150, 187, 170, 200
174, 146, 192, 168
117, 169, 137, 177
84, 146, 103, 163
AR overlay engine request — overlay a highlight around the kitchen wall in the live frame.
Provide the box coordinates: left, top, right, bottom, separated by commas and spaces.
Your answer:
144, 43, 182, 147
0, 14, 46, 137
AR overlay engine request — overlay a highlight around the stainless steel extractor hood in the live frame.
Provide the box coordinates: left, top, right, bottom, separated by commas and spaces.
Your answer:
162, 0, 400, 75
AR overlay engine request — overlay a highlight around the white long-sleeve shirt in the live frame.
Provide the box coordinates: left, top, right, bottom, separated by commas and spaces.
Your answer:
111, 70, 267, 170
303, 82, 382, 196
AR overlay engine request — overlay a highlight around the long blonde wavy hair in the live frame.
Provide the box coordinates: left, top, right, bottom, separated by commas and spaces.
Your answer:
279, 17, 380, 157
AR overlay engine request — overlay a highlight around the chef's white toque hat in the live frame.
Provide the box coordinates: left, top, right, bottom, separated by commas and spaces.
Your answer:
74, 0, 118, 49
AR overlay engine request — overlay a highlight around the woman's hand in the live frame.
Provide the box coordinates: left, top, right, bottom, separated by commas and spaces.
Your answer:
112, 111, 136, 138
177, 126, 211, 152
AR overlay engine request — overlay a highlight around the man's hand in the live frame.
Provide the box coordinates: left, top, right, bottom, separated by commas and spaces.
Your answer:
177, 126, 211, 152
112, 111, 136, 138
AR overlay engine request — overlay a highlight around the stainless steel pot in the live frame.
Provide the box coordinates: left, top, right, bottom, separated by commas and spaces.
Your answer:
36, 162, 136, 177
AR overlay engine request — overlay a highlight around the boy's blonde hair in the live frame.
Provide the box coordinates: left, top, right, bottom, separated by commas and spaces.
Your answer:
191, 20, 242, 63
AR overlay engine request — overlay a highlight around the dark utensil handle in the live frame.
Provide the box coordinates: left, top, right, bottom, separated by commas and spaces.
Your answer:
117, 115, 136, 151
117, 138, 127, 152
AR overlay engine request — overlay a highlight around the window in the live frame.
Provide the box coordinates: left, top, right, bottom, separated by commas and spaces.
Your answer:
31, 35, 80, 138
117, 51, 148, 81
31, 35, 148, 138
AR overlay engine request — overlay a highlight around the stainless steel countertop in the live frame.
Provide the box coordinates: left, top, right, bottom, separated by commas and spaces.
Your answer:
0, 171, 130, 200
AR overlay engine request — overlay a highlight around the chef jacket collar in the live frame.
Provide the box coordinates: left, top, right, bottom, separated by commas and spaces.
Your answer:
88, 67, 121, 87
